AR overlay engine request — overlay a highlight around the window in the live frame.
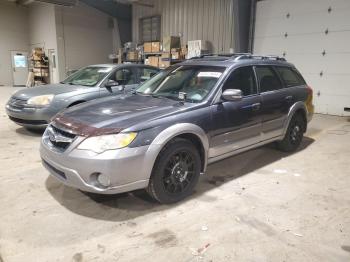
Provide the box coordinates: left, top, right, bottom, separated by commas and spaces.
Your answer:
137, 66, 225, 103
255, 66, 282, 93
222, 66, 257, 96
139, 67, 159, 83
275, 66, 305, 87
61, 66, 112, 86
111, 68, 136, 85
140, 15, 161, 43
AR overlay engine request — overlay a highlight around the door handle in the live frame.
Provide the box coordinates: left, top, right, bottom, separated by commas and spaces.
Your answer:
251, 103, 261, 111
285, 95, 293, 101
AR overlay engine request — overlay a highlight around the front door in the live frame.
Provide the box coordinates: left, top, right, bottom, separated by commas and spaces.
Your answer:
209, 66, 262, 159
255, 66, 292, 140
100, 67, 139, 97
11, 51, 28, 86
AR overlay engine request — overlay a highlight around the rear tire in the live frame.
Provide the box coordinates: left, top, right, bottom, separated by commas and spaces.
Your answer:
277, 113, 305, 152
147, 138, 201, 204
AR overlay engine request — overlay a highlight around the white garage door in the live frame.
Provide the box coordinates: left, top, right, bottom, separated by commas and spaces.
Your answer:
254, 0, 350, 116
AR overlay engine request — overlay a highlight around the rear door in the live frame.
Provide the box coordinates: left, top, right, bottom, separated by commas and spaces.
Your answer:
255, 65, 292, 140
209, 66, 262, 158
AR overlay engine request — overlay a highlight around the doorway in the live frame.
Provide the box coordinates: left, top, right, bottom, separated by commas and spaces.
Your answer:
48, 49, 59, 84
11, 51, 28, 86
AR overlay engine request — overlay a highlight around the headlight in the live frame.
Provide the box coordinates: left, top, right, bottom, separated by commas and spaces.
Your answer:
27, 94, 54, 106
77, 133, 137, 153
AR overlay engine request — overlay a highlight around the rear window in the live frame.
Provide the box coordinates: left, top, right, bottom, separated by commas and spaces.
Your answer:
275, 66, 305, 87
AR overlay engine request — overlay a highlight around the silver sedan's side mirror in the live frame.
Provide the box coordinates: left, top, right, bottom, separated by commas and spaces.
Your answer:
105, 79, 119, 88
222, 89, 243, 101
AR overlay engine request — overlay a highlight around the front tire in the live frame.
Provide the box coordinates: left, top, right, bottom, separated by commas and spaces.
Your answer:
278, 113, 305, 152
147, 138, 201, 204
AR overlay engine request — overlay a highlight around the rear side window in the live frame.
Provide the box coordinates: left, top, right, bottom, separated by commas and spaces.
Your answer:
275, 66, 305, 87
255, 66, 282, 93
222, 66, 257, 96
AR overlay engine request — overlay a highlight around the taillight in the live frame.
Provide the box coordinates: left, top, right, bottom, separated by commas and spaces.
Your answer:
306, 85, 314, 114
307, 85, 313, 97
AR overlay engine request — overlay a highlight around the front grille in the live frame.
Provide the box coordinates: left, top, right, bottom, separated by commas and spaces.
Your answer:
44, 124, 77, 152
8, 97, 28, 110
42, 159, 67, 180
9, 116, 47, 125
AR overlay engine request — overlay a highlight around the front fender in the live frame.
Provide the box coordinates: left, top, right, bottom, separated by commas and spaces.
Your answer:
141, 123, 210, 181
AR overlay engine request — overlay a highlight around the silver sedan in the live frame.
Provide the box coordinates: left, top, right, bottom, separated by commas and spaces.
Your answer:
6, 64, 159, 129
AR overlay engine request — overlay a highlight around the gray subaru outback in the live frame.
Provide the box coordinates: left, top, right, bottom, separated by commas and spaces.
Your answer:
40, 54, 314, 204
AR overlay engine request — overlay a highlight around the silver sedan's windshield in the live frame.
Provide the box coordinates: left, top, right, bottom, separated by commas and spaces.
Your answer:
61, 66, 113, 87
136, 66, 225, 103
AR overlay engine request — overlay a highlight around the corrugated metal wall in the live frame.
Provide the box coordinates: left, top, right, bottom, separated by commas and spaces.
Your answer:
132, 0, 235, 53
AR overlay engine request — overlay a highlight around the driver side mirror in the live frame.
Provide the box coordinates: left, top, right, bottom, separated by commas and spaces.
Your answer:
222, 89, 243, 101
105, 79, 119, 88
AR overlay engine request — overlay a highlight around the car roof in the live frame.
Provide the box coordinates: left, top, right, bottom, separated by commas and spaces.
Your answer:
88, 64, 159, 69
178, 54, 295, 69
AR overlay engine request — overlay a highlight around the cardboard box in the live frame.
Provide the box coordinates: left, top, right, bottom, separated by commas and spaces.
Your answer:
148, 56, 159, 67
127, 51, 139, 61
161, 52, 171, 59
163, 36, 181, 52
171, 51, 180, 60
144, 42, 152, 53
187, 40, 210, 58
151, 42, 161, 52
159, 59, 171, 68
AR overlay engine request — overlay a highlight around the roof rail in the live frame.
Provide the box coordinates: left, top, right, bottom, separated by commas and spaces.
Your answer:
234, 54, 286, 61
188, 53, 286, 62
189, 53, 252, 60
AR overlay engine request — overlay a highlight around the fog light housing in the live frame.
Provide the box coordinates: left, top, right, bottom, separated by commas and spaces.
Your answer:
96, 173, 111, 187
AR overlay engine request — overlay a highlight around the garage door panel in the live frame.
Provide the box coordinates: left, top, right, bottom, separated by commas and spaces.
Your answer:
255, 0, 350, 116
287, 53, 350, 75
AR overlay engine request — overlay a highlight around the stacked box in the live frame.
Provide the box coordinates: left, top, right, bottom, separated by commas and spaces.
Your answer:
187, 40, 210, 59
144, 42, 152, 53
163, 36, 181, 52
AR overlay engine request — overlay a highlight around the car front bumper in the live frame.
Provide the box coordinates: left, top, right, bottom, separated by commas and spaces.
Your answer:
5, 103, 55, 128
40, 136, 161, 194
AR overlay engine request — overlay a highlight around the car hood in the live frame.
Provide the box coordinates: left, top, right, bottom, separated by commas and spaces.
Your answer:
12, 84, 90, 100
53, 94, 194, 136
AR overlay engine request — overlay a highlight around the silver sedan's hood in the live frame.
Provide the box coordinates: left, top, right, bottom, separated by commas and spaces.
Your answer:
12, 84, 91, 100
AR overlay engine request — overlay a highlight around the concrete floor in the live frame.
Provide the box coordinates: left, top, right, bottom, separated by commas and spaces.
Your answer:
0, 86, 349, 262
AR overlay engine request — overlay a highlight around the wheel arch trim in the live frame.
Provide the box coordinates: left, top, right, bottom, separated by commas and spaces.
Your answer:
282, 101, 308, 137
144, 123, 210, 179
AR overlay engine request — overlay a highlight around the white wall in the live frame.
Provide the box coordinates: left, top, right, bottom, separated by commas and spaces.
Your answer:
55, 3, 115, 80
132, 0, 235, 53
0, 2, 29, 86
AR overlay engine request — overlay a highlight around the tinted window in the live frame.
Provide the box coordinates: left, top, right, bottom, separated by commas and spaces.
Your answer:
222, 66, 257, 96
255, 66, 282, 92
139, 67, 159, 82
110, 68, 136, 85
276, 66, 305, 87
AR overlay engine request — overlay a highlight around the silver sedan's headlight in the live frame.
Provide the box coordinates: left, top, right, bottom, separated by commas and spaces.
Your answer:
77, 133, 137, 154
27, 94, 54, 106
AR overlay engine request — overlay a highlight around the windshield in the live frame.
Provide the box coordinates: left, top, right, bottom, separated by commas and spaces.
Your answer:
136, 66, 225, 103
61, 66, 113, 86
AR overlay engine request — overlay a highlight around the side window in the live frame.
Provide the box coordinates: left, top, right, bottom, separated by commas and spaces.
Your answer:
255, 66, 283, 93
222, 66, 257, 96
275, 66, 305, 87
110, 68, 136, 85
139, 67, 159, 83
